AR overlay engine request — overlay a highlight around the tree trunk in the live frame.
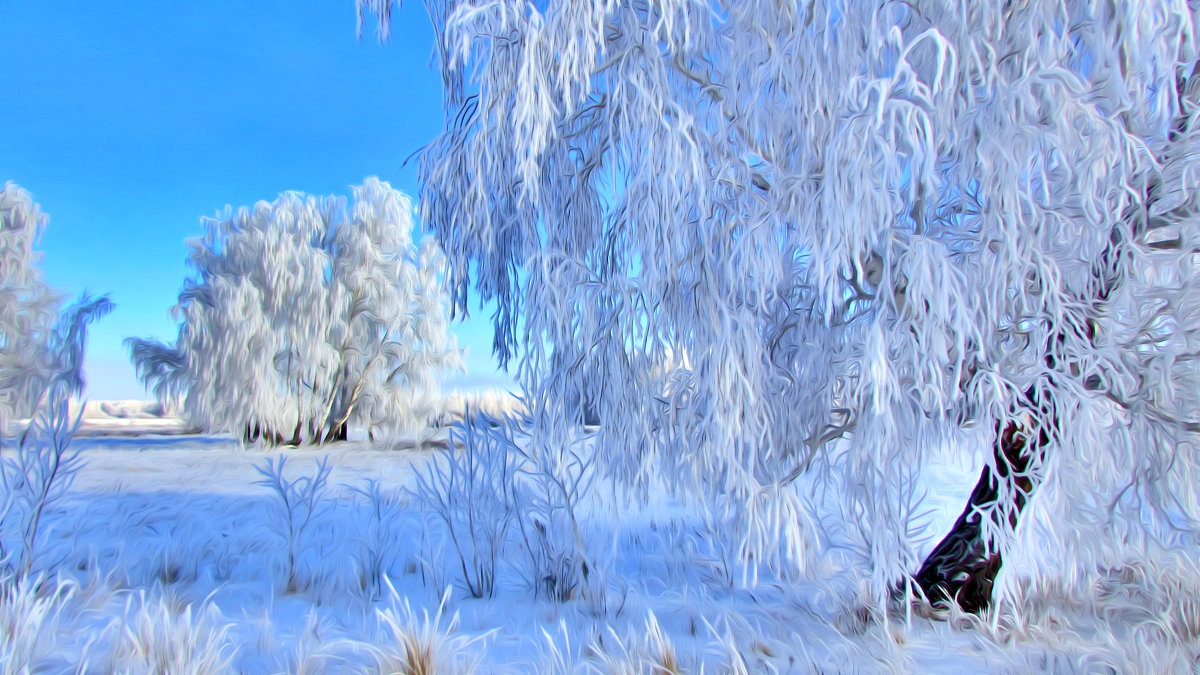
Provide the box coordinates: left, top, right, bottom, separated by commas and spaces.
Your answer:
912, 391, 1050, 614
907, 60, 1200, 617
245, 423, 286, 446
323, 406, 355, 444
287, 420, 303, 446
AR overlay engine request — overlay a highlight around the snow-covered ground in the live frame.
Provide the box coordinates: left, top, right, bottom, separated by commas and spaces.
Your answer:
3, 404, 1198, 673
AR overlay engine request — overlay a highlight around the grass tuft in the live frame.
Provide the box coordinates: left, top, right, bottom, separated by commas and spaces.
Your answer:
0, 576, 75, 675
113, 590, 235, 675
369, 583, 487, 675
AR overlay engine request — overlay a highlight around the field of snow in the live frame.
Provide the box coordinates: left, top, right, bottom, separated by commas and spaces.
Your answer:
3, 403, 1198, 673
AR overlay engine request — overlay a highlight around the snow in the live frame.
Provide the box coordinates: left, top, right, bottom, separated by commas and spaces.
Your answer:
6, 406, 1197, 673
80, 400, 170, 420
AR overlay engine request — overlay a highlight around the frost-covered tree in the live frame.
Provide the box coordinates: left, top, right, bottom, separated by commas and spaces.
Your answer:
0, 184, 58, 420
0, 184, 113, 573
127, 178, 462, 445
362, 1, 1200, 613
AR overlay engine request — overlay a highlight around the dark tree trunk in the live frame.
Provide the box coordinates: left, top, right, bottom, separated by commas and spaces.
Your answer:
287, 420, 303, 447
910, 191, 1120, 614
244, 422, 287, 446
912, 389, 1050, 613
321, 420, 349, 444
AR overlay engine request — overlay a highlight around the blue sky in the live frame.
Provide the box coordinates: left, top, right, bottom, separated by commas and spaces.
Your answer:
1, 1, 514, 399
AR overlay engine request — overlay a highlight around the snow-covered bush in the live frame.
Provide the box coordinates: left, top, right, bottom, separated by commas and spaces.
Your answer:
412, 411, 518, 599
348, 477, 408, 601
509, 426, 597, 604
361, 1, 1200, 613
253, 456, 333, 594
2, 295, 112, 575
415, 408, 600, 600
413, 410, 598, 602
127, 177, 462, 445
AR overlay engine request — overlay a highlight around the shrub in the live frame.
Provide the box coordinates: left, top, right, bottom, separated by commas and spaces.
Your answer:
411, 410, 518, 599
253, 456, 332, 593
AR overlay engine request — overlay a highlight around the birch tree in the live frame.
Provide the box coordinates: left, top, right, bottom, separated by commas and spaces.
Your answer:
127, 178, 462, 444
0, 184, 57, 421
363, 1, 1200, 613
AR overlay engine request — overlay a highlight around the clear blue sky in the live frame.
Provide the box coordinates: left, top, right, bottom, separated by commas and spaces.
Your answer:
0, 1, 514, 399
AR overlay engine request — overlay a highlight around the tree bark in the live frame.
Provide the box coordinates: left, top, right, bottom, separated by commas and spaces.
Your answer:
912, 399, 1049, 613
908, 54, 1200, 618
287, 420, 303, 446
244, 422, 287, 446
911, 169, 1133, 614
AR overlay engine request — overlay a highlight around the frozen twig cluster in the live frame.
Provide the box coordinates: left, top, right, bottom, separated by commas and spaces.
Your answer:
253, 456, 333, 594
412, 409, 597, 602
412, 410, 517, 599
348, 477, 407, 600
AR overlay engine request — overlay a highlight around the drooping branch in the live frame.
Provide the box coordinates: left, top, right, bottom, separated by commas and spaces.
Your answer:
910, 58, 1200, 613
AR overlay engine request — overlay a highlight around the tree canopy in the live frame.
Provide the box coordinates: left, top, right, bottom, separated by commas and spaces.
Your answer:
128, 177, 462, 444
0, 184, 61, 420
362, 0, 1200, 611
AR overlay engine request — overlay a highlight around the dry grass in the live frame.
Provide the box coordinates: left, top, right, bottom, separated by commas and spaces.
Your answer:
0, 577, 75, 675
370, 586, 486, 675
112, 590, 235, 675
584, 613, 685, 675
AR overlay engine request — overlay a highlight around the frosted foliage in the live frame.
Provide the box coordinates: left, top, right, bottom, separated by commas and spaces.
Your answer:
0, 184, 55, 420
365, 1, 1200, 595
128, 178, 462, 443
